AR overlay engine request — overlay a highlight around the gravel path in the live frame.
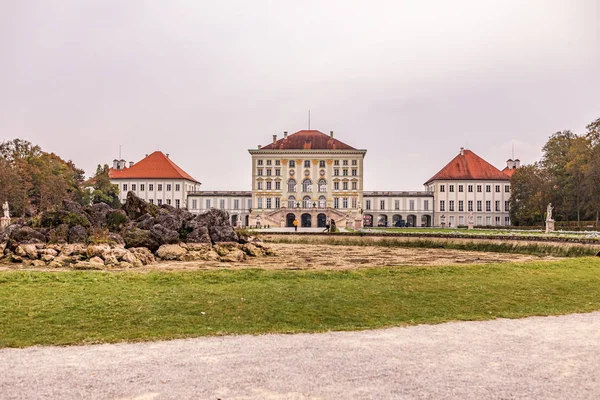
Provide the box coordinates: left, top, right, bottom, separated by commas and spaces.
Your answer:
2, 312, 599, 399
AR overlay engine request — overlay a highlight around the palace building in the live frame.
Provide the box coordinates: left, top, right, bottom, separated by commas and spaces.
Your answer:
109, 130, 515, 228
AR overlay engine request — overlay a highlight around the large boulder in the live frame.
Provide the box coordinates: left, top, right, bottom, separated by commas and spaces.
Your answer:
106, 210, 129, 232
62, 199, 84, 215
84, 202, 112, 228
155, 244, 187, 260
10, 226, 46, 244
68, 225, 88, 243
135, 213, 156, 230
150, 224, 180, 245
129, 247, 155, 265
191, 209, 238, 243
123, 227, 160, 252
185, 226, 211, 243
123, 192, 159, 220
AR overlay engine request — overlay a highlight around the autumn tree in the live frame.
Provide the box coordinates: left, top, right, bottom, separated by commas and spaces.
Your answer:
87, 164, 120, 208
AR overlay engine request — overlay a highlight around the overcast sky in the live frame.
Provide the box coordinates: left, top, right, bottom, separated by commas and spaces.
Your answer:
2, 0, 599, 190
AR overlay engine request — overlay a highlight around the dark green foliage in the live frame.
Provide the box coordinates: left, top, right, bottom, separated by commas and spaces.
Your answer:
106, 210, 128, 232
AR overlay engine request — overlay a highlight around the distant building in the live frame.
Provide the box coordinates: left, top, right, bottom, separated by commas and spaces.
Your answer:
424, 148, 512, 227
106, 136, 518, 228
108, 151, 201, 208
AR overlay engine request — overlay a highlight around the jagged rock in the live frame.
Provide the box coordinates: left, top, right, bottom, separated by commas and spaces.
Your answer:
214, 243, 246, 262
241, 243, 265, 257
123, 227, 161, 252
54, 255, 77, 266
129, 247, 155, 265
190, 209, 238, 243
86, 244, 111, 259
10, 226, 46, 244
17, 244, 39, 260
47, 224, 69, 244
62, 200, 84, 215
48, 260, 64, 268
68, 225, 88, 243
41, 254, 55, 262
88, 256, 104, 265
121, 252, 143, 267
118, 261, 133, 269
60, 243, 87, 257
108, 233, 125, 246
39, 209, 91, 229
209, 226, 238, 243
84, 203, 112, 228
182, 249, 220, 261
0, 241, 6, 255
39, 248, 59, 257
102, 247, 128, 261
123, 192, 159, 220
32, 260, 46, 267
150, 224, 180, 245
155, 244, 187, 260
72, 261, 103, 270
135, 213, 156, 230
186, 226, 212, 243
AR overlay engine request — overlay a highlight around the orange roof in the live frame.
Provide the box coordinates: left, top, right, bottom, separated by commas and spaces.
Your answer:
109, 151, 200, 183
424, 149, 510, 184
260, 130, 356, 150
502, 167, 516, 177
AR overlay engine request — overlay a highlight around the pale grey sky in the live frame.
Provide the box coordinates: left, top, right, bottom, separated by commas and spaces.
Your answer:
2, 0, 599, 190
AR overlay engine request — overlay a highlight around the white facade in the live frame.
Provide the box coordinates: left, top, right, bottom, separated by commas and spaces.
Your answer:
362, 191, 435, 227
426, 180, 511, 227
187, 191, 252, 226
113, 179, 200, 208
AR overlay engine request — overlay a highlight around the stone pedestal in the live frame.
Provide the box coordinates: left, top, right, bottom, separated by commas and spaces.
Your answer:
354, 219, 363, 230
0, 217, 9, 231
545, 220, 555, 233
468, 222, 474, 230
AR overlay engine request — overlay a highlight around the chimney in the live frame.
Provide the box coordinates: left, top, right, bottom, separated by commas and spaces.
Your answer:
506, 159, 514, 170
283, 131, 288, 139
145, 154, 148, 157
119, 159, 126, 169
273, 134, 277, 144
166, 153, 169, 159
514, 159, 521, 168
330, 130, 334, 138
113, 159, 118, 169
460, 147, 464, 156
129, 161, 134, 168
258, 145, 262, 149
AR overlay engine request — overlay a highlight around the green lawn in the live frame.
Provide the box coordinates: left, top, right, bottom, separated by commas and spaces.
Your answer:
368, 227, 600, 239
2, 258, 600, 348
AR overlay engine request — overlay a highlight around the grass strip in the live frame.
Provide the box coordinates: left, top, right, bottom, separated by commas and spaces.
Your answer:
269, 235, 600, 257
1, 258, 600, 348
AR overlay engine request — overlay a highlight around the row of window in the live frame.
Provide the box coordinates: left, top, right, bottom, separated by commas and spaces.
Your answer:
364, 199, 429, 211
122, 183, 182, 192
146, 198, 180, 208
256, 168, 358, 176
444, 215, 510, 226
257, 159, 358, 168
257, 179, 359, 192
256, 196, 360, 209
198, 199, 252, 210
439, 200, 510, 212
439, 184, 510, 193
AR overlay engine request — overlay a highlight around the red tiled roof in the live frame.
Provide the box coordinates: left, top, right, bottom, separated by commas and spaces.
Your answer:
109, 151, 200, 183
260, 130, 356, 150
502, 167, 516, 178
424, 149, 510, 184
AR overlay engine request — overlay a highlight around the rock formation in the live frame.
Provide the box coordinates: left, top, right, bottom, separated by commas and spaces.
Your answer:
0, 192, 271, 269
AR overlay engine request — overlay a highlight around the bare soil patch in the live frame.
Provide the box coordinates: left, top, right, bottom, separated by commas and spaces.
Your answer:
0, 243, 557, 272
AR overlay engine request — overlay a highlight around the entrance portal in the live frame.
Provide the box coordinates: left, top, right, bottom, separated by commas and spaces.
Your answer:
301, 213, 312, 227
286, 213, 296, 227
317, 213, 327, 228
231, 214, 238, 227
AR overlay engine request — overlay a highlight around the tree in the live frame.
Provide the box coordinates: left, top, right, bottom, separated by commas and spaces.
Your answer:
88, 164, 120, 208
510, 163, 552, 225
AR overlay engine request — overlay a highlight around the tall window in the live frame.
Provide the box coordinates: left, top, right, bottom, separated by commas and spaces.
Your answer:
149, 199, 154, 204
352, 182, 357, 190
166, 184, 171, 191
505, 185, 510, 193
352, 197, 357, 208
248, 199, 252, 209
275, 169, 281, 176
157, 199, 163, 205
266, 198, 272, 209
380, 200, 385, 210
409, 200, 415, 211
468, 185, 473, 192
266, 160, 271, 165
458, 200, 463, 212
495, 185, 500, 193
449, 185, 454, 192
505, 201, 510, 211
352, 160, 357, 165
234, 199, 239, 210
257, 198, 263, 208
192, 199, 197, 209
343, 160, 348, 166
257, 169, 263, 176
158, 184, 162, 191
288, 196, 296, 208
289, 160, 295, 168
334, 198, 339, 209
334, 182, 339, 190
449, 200, 455, 211
343, 182, 348, 190
394, 200, 400, 210
440, 200, 445, 211
275, 181, 280, 190
123, 184, 128, 191
495, 201, 500, 212
318, 179, 327, 192
486, 200, 491, 211
343, 169, 348, 176
140, 184, 145, 191
288, 179, 296, 192
365, 200, 371, 210
319, 196, 326, 208
477, 200, 482, 212
440, 185, 445, 192
266, 169, 272, 176
132, 184, 137, 191
275, 160, 280, 166
166, 199, 171, 205
175, 199, 180, 208
303, 196, 312, 208
334, 169, 339, 176
266, 182, 272, 190
319, 160, 325, 168
175, 184, 180, 191
343, 198, 348, 208
304, 160, 310, 168
477, 185, 482, 192
424, 200, 429, 211
302, 179, 312, 192
486, 185, 491, 193
458, 185, 463, 192
334, 160, 339, 166
275, 198, 280, 208
352, 169, 357, 176
257, 160, 263, 166
220, 199, 225, 209
468, 200, 473, 212
257, 182, 262, 190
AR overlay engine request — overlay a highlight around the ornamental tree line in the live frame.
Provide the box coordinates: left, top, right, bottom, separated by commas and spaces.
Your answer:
510, 117, 600, 226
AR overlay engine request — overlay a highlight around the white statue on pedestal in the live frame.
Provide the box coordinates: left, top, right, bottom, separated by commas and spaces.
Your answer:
2, 201, 9, 218
546, 203, 553, 221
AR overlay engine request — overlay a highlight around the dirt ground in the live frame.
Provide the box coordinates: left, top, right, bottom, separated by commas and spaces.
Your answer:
0, 243, 557, 272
